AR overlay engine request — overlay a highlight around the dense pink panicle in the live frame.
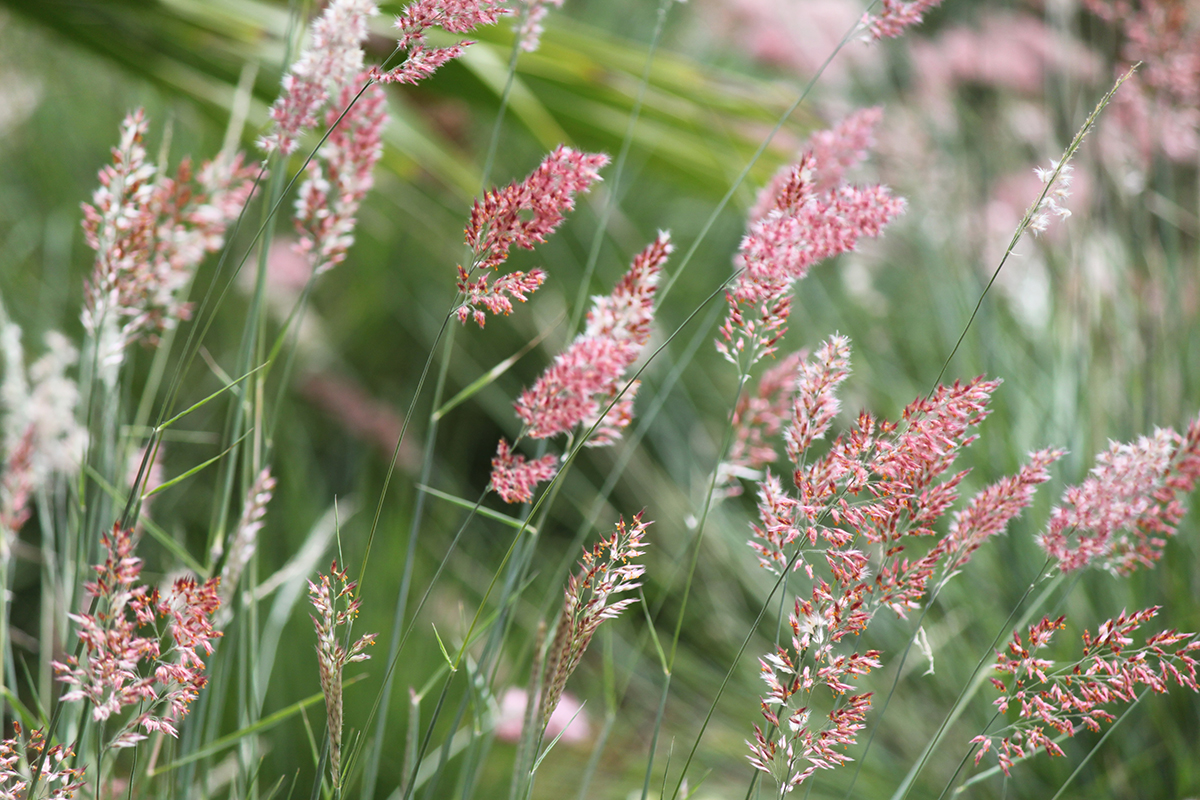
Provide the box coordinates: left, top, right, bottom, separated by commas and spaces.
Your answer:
750, 108, 884, 222
294, 76, 388, 275
260, 0, 378, 155
489, 438, 559, 503
82, 111, 257, 362
456, 146, 609, 326
784, 334, 852, 464
938, 448, 1063, 574
976, 607, 1200, 775
374, 0, 509, 84
504, 235, 666, 459
720, 147, 904, 367
52, 525, 221, 746
718, 350, 804, 497
0, 727, 86, 800
514, 0, 564, 52
862, 0, 943, 41
1038, 412, 1200, 574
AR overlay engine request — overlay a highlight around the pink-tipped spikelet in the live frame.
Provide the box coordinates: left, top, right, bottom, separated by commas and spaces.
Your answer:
260, 0, 379, 155
540, 513, 648, 730
718, 350, 803, 497
490, 439, 559, 504
974, 607, 1200, 775
1038, 412, 1200, 574
862, 0, 943, 41
52, 525, 221, 747
374, 0, 510, 85
309, 561, 377, 786
720, 113, 905, 368
0, 726, 86, 800
489, 235, 670, 503
82, 110, 256, 366
458, 146, 610, 326
513, 0, 564, 52
294, 75, 388, 275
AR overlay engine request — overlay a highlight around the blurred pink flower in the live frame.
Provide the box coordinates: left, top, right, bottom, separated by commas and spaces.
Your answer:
911, 13, 1100, 105
862, 0, 941, 41
494, 687, 591, 743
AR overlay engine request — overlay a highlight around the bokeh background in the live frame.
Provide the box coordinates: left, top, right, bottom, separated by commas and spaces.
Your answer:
1, 0, 1198, 797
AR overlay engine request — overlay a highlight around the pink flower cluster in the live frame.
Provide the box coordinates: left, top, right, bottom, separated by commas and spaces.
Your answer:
513, 0, 564, 52
82, 110, 256, 363
748, 588, 881, 790
861, 0, 943, 41
457, 146, 610, 326
373, 0, 510, 86
294, 75, 388, 275
1037, 412, 1200, 574
52, 525, 222, 747
719, 111, 904, 368
1, 725, 85, 800
540, 513, 649, 729
489, 234, 670, 503
1085, 0, 1200, 161
260, 0, 378, 155
973, 607, 1200, 775
717, 350, 803, 497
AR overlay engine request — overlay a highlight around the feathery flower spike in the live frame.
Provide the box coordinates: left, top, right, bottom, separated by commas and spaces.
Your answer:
861, 0, 943, 41
1029, 160, 1074, 234
374, 0, 510, 86
215, 467, 277, 627
1037, 411, 1200, 574
458, 146, 610, 326
513, 0, 564, 52
717, 349, 803, 497
974, 607, 1200, 775
0, 726, 85, 800
309, 561, 377, 788
539, 513, 648, 731
490, 439, 559, 504
294, 75, 388, 275
52, 525, 221, 747
260, 0, 379, 155
83, 110, 256, 374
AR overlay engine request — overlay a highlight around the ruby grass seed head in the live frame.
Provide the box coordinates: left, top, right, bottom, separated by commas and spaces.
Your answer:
539, 513, 649, 732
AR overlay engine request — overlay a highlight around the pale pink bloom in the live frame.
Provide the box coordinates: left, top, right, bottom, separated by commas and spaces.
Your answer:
494, 687, 590, 743
0, 728, 85, 800
1037, 412, 1200, 574
489, 438, 559, 504
861, 0, 942, 41
82, 110, 256, 369
938, 448, 1063, 575
215, 468, 277, 627
513, 0, 563, 52
309, 561, 377, 784
783, 334, 851, 464
720, 133, 904, 367
1, 328, 87, 554
975, 607, 1200, 775
260, 0, 378, 155
457, 146, 609, 326
703, 0, 879, 82
540, 514, 648, 730
374, 0, 510, 86
718, 350, 803, 497
751, 109, 883, 223
294, 75, 388, 275
513, 234, 668, 441
53, 525, 222, 745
